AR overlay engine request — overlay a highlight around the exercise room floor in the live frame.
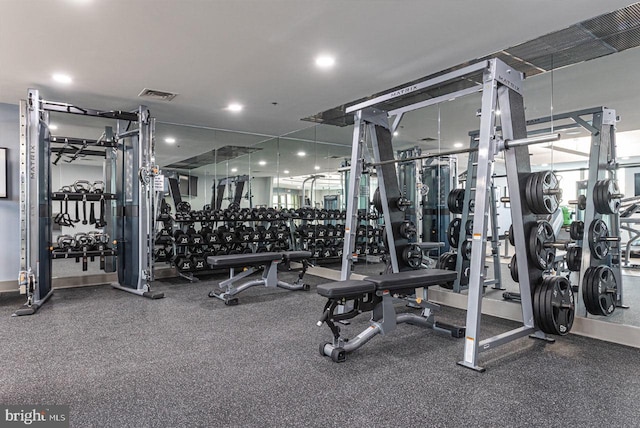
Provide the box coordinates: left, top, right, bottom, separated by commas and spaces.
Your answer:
0, 270, 638, 427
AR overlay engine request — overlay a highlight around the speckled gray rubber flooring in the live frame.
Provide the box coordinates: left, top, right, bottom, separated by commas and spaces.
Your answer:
0, 269, 639, 428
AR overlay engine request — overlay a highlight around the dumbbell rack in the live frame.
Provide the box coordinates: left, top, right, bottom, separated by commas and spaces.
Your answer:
574, 108, 626, 317
167, 207, 296, 280
291, 209, 348, 262
16, 89, 163, 316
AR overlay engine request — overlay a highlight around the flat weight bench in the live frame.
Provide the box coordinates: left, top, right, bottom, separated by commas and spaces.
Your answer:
317, 269, 465, 362
207, 251, 311, 305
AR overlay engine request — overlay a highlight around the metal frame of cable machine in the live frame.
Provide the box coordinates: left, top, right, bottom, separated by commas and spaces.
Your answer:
15, 89, 163, 316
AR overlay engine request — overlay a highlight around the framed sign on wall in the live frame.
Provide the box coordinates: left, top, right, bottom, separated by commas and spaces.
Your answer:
0, 148, 6, 198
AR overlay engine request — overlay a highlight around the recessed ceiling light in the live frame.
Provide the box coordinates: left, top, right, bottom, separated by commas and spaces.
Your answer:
315, 55, 335, 69
259, 160, 266, 166
540, 163, 549, 167
620, 157, 630, 160
495, 109, 501, 116
164, 137, 176, 144
297, 151, 306, 157
52, 73, 72, 84
314, 166, 320, 170
393, 131, 399, 137
231, 168, 238, 172
227, 103, 243, 112
453, 142, 463, 148
283, 170, 290, 174
49, 124, 58, 130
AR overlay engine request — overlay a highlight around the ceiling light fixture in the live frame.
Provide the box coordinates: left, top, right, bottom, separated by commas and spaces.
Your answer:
49, 124, 58, 130
297, 151, 306, 157
231, 168, 238, 173
164, 137, 176, 144
453, 142, 463, 148
565, 130, 582, 135
314, 166, 320, 170
393, 131, 399, 137
495, 109, 501, 116
283, 170, 290, 174
315, 55, 335, 69
52, 73, 72, 84
227, 103, 243, 112
259, 160, 266, 166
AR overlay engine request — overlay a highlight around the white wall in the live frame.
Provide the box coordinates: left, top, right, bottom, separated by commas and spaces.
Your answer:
0, 103, 20, 282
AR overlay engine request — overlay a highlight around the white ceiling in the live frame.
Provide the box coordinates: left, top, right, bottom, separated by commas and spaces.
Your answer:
1, 0, 638, 176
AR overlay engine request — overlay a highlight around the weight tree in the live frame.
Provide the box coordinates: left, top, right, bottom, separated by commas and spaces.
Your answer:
15, 89, 163, 316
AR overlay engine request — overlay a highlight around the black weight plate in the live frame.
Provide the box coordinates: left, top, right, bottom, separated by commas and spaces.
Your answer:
465, 219, 474, 236
582, 266, 600, 315
447, 218, 462, 248
595, 266, 617, 315
588, 219, 610, 260
524, 173, 538, 214
593, 180, 605, 215
461, 240, 472, 261
565, 247, 581, 272
508, 224, 515, 247
455, 189, 466, 214
540, 171, 560, 214
509, 254, 518, 283
548, 276, 574, 335
533, 280, 547, 333
528, 220, 555, 270
542, 277, 558, 335
534, 171, 546, 214
569, 221, 584, 241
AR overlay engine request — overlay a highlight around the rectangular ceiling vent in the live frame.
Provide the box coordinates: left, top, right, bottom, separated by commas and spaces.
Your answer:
420, 137, 437, 142
138, 88, 178, 101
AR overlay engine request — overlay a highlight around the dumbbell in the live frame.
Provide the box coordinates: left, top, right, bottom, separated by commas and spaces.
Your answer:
174, 230, 190, 246
154, 247, 169, 262
174, 255, 194, 272
192, 256, 206, 270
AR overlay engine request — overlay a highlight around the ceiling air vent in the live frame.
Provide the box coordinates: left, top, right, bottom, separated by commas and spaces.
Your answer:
138, 88, 178, 101
420, 137, 437, 142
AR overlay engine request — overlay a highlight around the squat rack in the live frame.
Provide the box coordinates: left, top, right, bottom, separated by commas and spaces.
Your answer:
16, 89, 163, 316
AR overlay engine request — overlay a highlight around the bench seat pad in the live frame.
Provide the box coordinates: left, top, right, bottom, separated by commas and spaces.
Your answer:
365, 269, 456, 290
207, 252, 283, 268
317, 280, 376, 298
282, 251, 312, 261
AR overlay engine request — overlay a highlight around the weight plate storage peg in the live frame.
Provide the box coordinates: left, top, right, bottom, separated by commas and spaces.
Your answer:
593, 179, 622, 215
447, 218, 462, 248
528, 220, 556, 270
588, 219, 610, 260
447, 189, 465, 214
402, 244, 423, 269
525, 171, 561, 215
583, 266, 618, 316
399, 221, 417, 239
533, 276, 575, 336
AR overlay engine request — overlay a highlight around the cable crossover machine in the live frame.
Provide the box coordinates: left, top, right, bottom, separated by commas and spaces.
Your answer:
15, 89, 164, 316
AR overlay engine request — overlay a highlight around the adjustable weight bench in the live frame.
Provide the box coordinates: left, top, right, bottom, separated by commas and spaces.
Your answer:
207, 251, 311, 305
317, 269, 465, 362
